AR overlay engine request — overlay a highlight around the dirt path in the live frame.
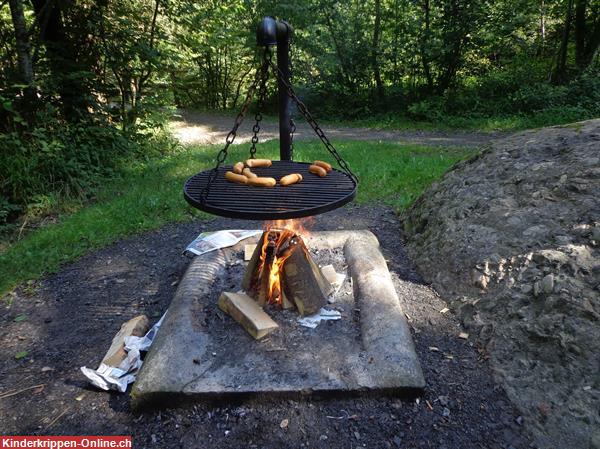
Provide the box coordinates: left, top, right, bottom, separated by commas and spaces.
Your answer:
0, 205, 531, 448
171, 110, 503, 148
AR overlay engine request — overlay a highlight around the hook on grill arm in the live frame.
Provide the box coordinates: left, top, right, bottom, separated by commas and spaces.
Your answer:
256, 17, 293, 47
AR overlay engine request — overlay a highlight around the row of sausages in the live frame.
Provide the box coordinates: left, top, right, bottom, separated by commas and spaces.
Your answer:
224, 159, 332, 187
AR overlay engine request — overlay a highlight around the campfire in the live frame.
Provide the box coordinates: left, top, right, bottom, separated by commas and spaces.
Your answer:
217, 219, 338, 340
242, 220, 333, 316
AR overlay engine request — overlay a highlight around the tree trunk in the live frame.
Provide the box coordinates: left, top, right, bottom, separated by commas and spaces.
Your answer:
552, 0, 574, 84
574, 0, 600, 70
539, 0, 546, 56
371, 0, 384, 103
574, 0, 587, 68
420, 0, 434, 92
31, 0, 90, 119
8, 0, 36, 113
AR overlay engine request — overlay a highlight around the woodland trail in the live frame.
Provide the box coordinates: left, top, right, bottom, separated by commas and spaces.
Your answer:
171, 110, 505, 149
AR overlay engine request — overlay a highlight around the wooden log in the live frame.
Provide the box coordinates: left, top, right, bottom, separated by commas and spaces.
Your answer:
218, 292, 279, 339
282, 243, 331, 316
102, 315, 150, 367
241, 232, 266, 293
259, 239, 277, 304
244, 244, 257, 261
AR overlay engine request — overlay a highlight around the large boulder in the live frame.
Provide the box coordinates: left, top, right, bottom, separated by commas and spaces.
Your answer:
405, 120, 600, 449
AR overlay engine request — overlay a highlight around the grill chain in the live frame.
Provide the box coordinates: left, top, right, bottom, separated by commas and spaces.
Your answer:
268, 58, 358, 185
200, 48, 271, 204
249, 50, 272, 159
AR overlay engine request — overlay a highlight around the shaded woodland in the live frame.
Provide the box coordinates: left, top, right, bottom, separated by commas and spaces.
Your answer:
1, 0, 599, 223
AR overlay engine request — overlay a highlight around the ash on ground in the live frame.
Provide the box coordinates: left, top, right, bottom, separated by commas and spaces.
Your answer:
195, 246, 363, 382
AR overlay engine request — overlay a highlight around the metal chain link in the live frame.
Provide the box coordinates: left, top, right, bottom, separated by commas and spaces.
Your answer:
289, 34, 295, 160
268, 58, 358, 184
249, 49, 272, 159
289, 117, 296, 160
199, 51, 268, 204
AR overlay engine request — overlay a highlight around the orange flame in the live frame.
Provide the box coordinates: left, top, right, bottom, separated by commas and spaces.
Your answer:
258, 218, 313, 305
262, 217, 314, 236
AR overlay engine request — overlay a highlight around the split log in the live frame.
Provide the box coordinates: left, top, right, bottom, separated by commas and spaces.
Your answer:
282, 244, 332, 316
244, 244, 257, 261
218, 292, 279, 339
102, 315, 149, 367
241, 234, 264, 293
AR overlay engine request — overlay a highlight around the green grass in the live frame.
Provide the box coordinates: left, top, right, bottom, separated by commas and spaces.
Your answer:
321, 108, 599, 132
0, 140, 474, 296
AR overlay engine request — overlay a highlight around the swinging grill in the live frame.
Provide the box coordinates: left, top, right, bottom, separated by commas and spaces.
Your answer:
183, 17, 358, 220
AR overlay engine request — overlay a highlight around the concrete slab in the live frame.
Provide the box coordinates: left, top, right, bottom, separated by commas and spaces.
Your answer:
132, 231, 424, 408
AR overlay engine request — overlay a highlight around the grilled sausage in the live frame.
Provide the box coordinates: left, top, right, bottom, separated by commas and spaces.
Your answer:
233, 161, 245, 174
242, 167, 258, 178
313, 160, 332, 172
247, 176, 276, 187
245, 158, 272, 168
279, 173, 303, 186
225, 171, 248, 184
309, 165, 327, 177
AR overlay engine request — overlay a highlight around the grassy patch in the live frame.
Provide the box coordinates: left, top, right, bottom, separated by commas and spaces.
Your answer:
0, 140, 473, 295
325, 109, 599, 132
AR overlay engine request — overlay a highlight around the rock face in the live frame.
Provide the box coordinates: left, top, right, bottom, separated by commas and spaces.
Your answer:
405, 120, 600, 449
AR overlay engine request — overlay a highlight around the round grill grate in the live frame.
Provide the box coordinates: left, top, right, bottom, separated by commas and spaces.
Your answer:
184, 161, 357, 220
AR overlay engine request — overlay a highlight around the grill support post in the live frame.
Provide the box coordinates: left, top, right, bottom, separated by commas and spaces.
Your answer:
256, 17, 293, 161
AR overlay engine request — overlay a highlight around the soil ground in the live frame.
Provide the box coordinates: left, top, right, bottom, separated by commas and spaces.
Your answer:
0, 205, 532, 448
170, 110, 502, 148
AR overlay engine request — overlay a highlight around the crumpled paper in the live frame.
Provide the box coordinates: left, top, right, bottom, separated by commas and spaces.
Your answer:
80, 314, 165, 392
298, 308, 342, 329
184, 230, 261, 257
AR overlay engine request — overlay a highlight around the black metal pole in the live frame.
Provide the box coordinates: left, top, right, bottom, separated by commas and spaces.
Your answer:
276, 21, 292, 161
256, 17, 293, 161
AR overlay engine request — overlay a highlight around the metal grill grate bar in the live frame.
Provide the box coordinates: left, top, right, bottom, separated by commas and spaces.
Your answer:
184, 161, 357, 220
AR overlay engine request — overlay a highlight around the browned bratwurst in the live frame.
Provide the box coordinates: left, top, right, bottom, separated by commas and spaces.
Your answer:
245, 159, 272, 168
308, 165, 327, 177
279, 173, 303, 186
242, 167, 258, 178
247, 176, 276, 187
225, 171, 248, 184
233, 161, 245, 174
313, 160, 332, 172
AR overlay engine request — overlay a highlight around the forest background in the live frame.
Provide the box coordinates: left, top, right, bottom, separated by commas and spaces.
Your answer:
1, 0, 599, 229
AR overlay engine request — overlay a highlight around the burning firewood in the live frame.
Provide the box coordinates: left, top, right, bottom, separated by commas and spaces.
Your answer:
242, 228, 332, 315
282, 243, 332, 315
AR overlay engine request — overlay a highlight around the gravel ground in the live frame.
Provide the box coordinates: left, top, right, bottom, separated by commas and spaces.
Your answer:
0, 205, 532, 448
170, 110, 502, 148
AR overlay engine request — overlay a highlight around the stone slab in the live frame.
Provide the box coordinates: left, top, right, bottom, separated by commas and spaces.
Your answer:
132, 231, 425, 408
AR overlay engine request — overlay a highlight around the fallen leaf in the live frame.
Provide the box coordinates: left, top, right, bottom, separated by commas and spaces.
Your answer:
458, 332, 469, 340
13, 314, 27, 323
537, 402, 550, 416
15, 351, 28, 360
279, 418, 289, 429
75, 394, 86, 402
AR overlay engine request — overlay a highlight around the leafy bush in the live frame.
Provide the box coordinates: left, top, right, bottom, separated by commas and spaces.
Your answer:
509, 83, 569, 112
0, 98, 180, 227
407, 99, 444, 121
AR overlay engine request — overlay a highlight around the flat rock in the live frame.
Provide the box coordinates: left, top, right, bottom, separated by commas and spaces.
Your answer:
132, 230, 424, 407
